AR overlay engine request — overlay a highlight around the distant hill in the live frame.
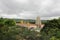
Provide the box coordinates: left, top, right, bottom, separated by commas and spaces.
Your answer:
0, 18, 47, 24
14, 19, 47, 24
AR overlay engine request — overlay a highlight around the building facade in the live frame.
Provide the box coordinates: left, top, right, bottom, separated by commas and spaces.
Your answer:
16, 16, 44, 29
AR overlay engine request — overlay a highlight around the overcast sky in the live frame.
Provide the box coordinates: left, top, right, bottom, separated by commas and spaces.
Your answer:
0, 0, 60, 20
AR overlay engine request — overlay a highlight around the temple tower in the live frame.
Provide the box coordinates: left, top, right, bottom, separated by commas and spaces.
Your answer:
35, 16, 41, 27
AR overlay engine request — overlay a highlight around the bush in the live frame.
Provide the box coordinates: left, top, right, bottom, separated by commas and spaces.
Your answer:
5, 19, 16, 26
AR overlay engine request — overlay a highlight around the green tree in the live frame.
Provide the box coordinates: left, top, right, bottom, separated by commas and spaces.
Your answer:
0, 18, 5, 27
5, 19, 16, 26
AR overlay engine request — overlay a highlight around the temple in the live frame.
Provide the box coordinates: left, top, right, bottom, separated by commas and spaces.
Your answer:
16, 16, 44, 29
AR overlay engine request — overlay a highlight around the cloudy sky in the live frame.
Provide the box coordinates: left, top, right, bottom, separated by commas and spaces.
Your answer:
0, 0, 60, 20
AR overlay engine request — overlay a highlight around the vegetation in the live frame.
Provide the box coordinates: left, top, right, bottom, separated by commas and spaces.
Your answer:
0, 18, 60, 40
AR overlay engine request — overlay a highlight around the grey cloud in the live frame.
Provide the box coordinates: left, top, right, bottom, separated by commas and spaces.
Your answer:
0, 0, 39, 14
0, 0, 60, 19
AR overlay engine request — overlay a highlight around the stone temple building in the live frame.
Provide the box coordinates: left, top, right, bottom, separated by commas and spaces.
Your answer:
16, 16, 44, 29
